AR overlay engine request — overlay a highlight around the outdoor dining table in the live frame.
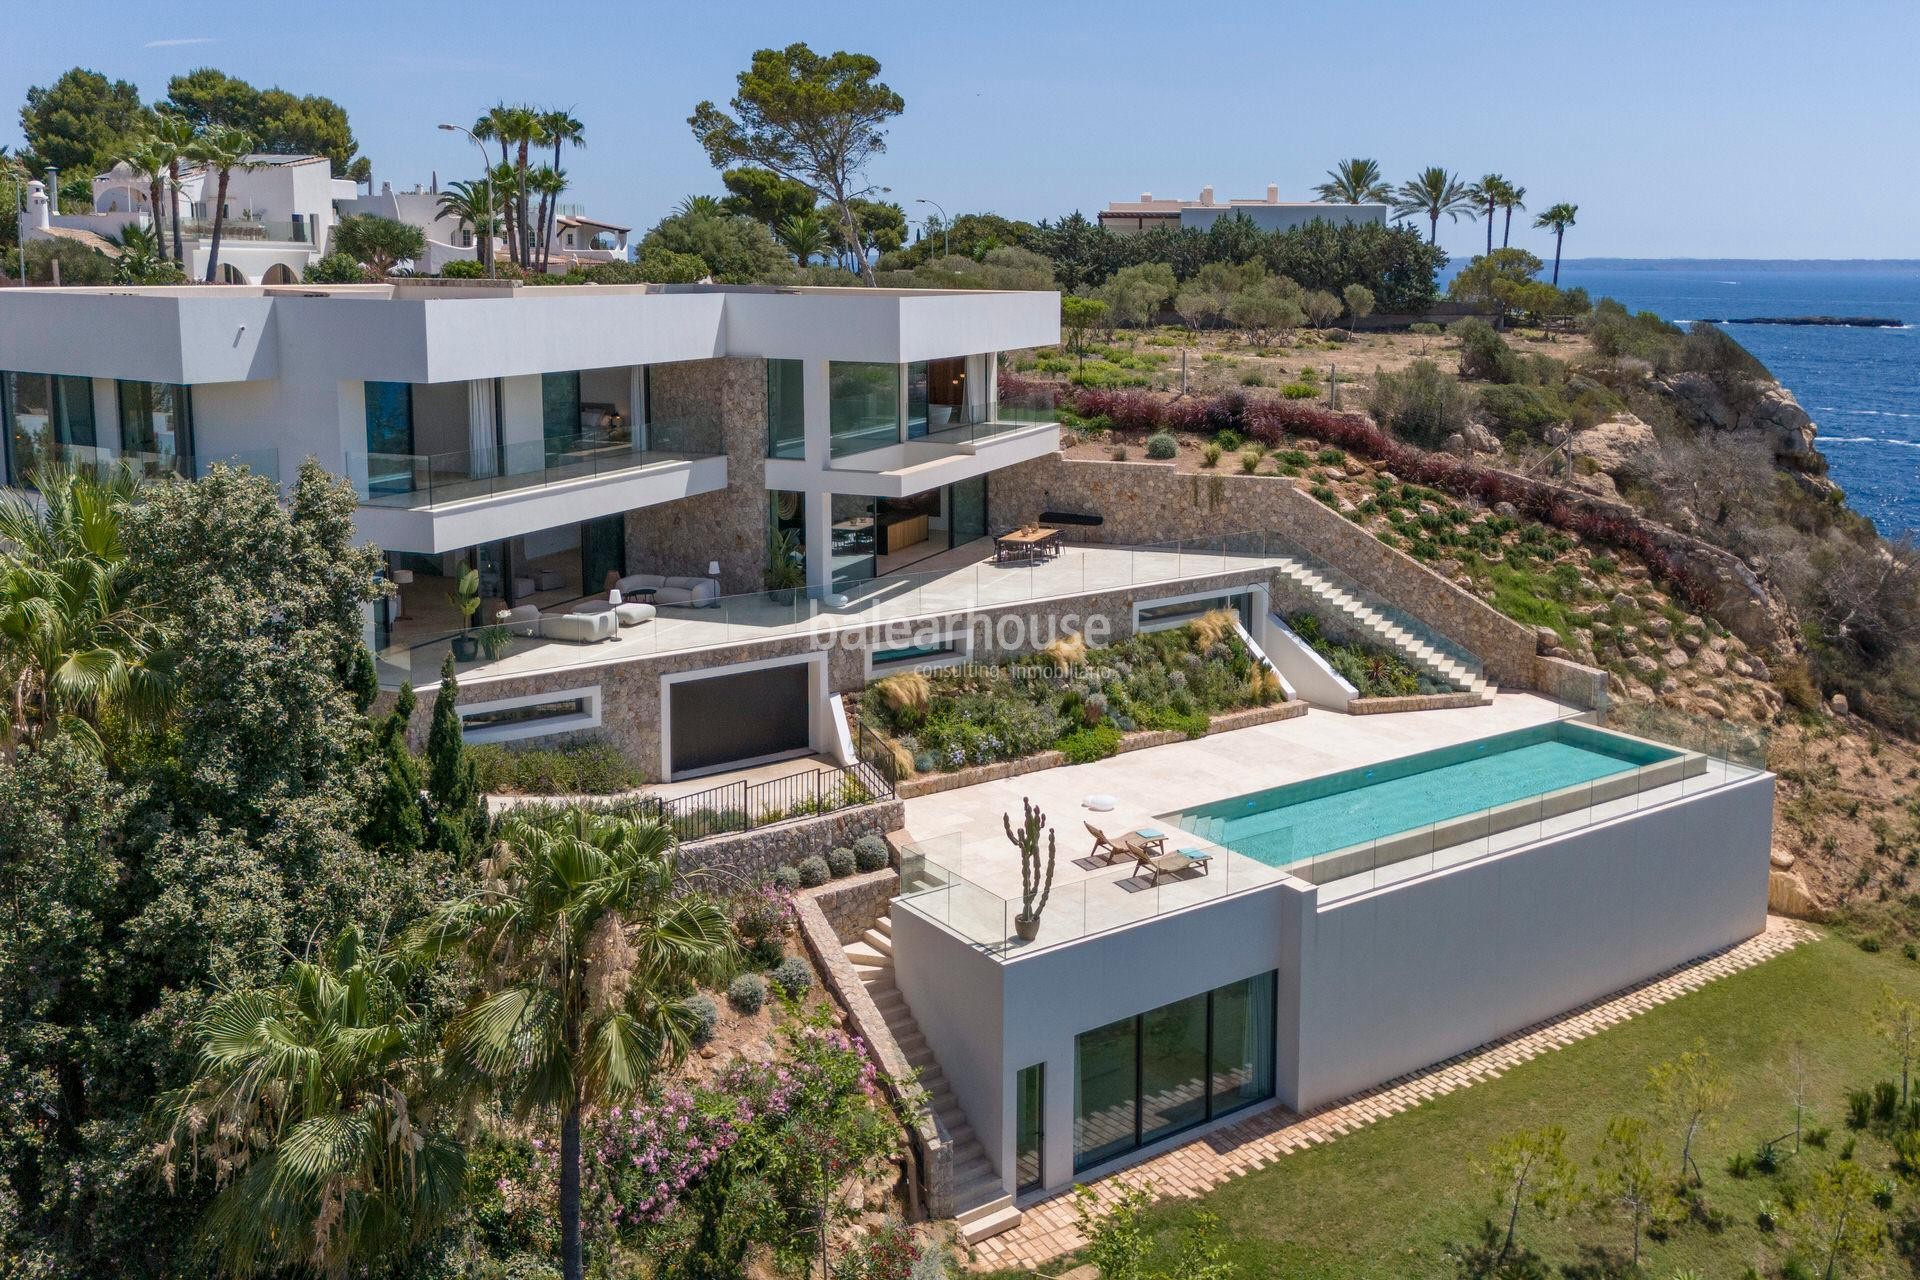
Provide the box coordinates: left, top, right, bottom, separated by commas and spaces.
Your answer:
993, 525, 1064, 564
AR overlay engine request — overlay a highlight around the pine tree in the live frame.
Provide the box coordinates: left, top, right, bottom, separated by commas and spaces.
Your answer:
344, 643, 378, 713
362, 684, 426, 854
425, 655, 488, 858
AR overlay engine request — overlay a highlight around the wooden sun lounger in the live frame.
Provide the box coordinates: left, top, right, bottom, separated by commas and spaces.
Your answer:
1130, 845, 1203, 886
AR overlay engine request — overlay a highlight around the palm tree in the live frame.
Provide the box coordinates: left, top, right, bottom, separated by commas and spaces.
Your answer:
674, 194, 725, 219
488, 160, 523, 265
1393, 167, 1476, 244
108, 221, 165, 282
436, 178, 499, 271
1465, 174, 1510, 256
0, 466, 175, 756
474, 104, 540, 266
776, 210, 830, 264
538, 109, 585, 264
157, 926, 465, 1278
1498, 183, 1528, 249
410, 808, 734, 1280
1534, 202, 1579, 285
187, 126, 258, 283
152, 114, 196, 267
1314, 157, 1390, 204
122, 138, 174, 262
529, 166, 567, 272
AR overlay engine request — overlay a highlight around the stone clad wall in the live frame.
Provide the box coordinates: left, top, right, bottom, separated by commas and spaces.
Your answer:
988, 456, 1543, 688
676, 801, 904, 882
624, 357, 771, 597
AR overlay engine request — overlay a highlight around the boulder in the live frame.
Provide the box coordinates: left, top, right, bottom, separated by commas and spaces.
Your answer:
1645, 615, 1673, 639
1660, 370, 1736, 431
1666, 647, 1691, 668
1770, 848, 1796, 871
1493, 501, 1517, 518
1628, 654, 1660, 677
1569, 413, 1661, 478
1462, 422, 1501, 454
1830, 692, 1850, 718
1532, 625, 1560, 652
1742, 383, 1821, 463
1767, 869, 1820, 919
1611, 592, 1638, 613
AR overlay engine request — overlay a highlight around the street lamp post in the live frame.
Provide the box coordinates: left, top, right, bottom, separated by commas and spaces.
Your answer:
914, 197, 950, 258
437, 123, 495, 280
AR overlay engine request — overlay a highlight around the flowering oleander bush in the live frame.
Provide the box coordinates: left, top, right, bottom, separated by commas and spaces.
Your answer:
832, 1219, 924, 1279
861, 614, 1284, 775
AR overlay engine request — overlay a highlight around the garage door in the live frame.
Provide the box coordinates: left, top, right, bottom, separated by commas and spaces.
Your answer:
668, 662, 811, 777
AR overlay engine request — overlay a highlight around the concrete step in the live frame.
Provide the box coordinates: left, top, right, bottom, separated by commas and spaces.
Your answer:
894, 1031, 927, 1056
957, 1189, 1013, 1227
943, 1120, 976, 1150
959, 1202, 1024, 1246
844, 941, 889, 968
872, 914, 892, 938
859, 928, 893, 958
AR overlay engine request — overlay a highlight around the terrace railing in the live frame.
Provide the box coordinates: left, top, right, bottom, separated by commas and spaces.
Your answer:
345, 418, 723, 509
7, 441, 279, 488
918, 396, 1058, 447
637, 758, 893, 844
894, 706, 1772, 958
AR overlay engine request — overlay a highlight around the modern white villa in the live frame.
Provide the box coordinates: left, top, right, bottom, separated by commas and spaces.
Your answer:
0, 277, 1777, 1246
19, 163, 633, 282
1098, 183, 1389, 235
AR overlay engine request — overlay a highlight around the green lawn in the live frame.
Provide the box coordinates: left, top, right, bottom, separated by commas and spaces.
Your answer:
993, 934, 1920, 1279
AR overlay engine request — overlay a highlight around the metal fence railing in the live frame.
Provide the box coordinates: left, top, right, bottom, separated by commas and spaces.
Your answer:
639, 757, 894, 844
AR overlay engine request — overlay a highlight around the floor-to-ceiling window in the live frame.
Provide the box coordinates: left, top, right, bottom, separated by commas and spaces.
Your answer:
1072, 972, 1276, 1172
828, 361, 900, 458
831, 493, 877, 588
906, 360, 929, 440
542, 371, 582, 464
768, 490, 806, 589
116, 380, 193, 470
767, 359, 805, 459
3, 372, 96, 486
362, 382, 415, 496
1015, 1064, 1045, 1195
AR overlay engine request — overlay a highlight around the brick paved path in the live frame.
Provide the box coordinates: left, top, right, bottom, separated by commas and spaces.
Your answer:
969, 917, 1815, 1273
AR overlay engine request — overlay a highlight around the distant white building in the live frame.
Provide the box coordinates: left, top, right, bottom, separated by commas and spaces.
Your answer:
19, 162, 633, 282
1099, 184, 1387, 236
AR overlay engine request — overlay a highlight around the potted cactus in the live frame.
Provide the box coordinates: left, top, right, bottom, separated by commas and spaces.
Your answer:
1004, 796, 1056, 942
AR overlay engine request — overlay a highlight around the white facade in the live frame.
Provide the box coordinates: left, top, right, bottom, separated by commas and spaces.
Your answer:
1100, 184, 1388, 236
894, 764, 1773, 1199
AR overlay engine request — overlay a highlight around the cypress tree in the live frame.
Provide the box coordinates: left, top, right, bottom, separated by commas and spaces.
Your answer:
361, 684, 426, 853
425, 654, 488, 858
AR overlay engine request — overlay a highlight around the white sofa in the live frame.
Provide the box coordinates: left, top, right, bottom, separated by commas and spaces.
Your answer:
615, 572, 721, 607
494, 604, 616, 643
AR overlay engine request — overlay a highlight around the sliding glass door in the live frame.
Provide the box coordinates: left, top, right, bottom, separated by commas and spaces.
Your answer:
1073, 971, 1276, 1172
1015, 1064, 1045, 1194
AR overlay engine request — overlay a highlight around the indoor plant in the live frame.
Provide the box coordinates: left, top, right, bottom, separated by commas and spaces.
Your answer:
765, 526, 805, 605
449, 567, 483, 660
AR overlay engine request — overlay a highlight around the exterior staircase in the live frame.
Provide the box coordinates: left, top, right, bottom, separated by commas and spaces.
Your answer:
845, 915, 1024, 1245
1270, 556, 1495, 701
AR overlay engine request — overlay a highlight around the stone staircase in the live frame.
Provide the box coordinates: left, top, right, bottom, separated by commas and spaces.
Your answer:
845, 915, 1024, 1245
1271, 556, 1494, 701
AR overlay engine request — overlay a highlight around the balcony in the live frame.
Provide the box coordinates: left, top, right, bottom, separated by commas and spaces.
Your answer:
345, 419, 728, 554
3, 440, 279, 490
766, 399, 1060, 499
177, 217, 313, 244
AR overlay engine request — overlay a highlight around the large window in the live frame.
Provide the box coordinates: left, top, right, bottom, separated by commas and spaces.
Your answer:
116, 381, 193, 467
828, 361, 899, 458
363, 382, 414, 455
767, 359, 805, 459
3, 372, 96, 485
542, 371, 582, 463
1072, 972, 1275, 1172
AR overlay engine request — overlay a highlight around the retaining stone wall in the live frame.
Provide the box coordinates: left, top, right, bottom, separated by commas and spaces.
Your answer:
674, 801, 904, 881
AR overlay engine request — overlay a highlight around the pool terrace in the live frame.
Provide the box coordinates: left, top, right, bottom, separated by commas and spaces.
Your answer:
896, 695, 1767, 954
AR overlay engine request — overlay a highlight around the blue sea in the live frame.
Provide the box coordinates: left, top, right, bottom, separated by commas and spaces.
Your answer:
1521, 260, 1920, 540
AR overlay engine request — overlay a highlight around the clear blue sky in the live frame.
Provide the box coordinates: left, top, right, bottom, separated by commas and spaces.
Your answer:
7, 0, 1918, 261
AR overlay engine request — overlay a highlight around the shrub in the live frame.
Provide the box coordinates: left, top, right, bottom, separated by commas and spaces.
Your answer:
826, 845, 857, 878
687, 994, 719, 1047
853, 833, 892, 872
1806, 1125, 1831, 1148
1453, 317, 1525, 383
1367, 360, 1473, 448
1240, 449, 1263, 474
465, 738, 644, 795
772, 864, 802, 892
770, 956, 813, 999
734, 888, 789, 943
1109, 444, 1129, 461
1145, 431, 1178, 460
1860, 934, 1884, 954
1057, 724, 1122, 763
302, 252, 369, 284
797, 855, 830, 888
1200, 442, 1223, 467
1479, 383, 1569, 437
1846, 1089, 1872, 1129
1213, 429, 1244, 451
727, 973, 767, 1014
1280, 382, 1316, 399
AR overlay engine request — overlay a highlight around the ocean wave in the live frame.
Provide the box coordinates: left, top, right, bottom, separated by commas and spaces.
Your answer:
1821, 435, 1878, 443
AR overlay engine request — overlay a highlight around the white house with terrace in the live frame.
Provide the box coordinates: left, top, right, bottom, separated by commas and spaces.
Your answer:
0, 276, 1777, 1245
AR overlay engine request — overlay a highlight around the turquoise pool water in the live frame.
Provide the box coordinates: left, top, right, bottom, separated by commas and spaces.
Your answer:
1170, 723, 1678, 868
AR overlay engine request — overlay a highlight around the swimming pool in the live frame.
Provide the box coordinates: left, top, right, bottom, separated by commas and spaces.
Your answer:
1167, 722, 1689, 871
